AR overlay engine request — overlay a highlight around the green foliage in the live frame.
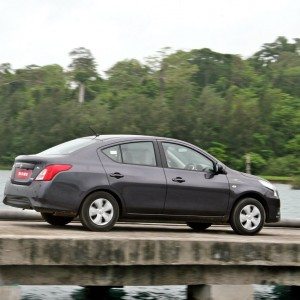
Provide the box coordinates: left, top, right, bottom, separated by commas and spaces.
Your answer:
0, 37, 299, 177
259, 175, 292, 183
69, 47, 98, 83
291, 175, 300, 189
247, 152, 267, 174
207, 142, 228, 163
263, 155, 300, 176
286, 134, 300, 156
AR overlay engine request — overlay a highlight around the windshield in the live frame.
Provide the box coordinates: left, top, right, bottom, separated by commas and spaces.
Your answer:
38, 138, 95, 155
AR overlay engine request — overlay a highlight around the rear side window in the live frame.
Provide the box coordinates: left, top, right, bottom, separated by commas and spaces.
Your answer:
102, 145, 122, 163
121, 142, 156, 166
102, 142, 156, 166
38, 138, 94, 155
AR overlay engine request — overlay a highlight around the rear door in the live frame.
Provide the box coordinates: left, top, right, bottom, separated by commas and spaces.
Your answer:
98, 140, 167, 214
159, 141, 229, 216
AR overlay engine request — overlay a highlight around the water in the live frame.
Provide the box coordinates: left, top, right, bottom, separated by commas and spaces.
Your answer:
17, 285, 299, 299
0, 170, 10, 203
0, 170, 299, 299
20, 286, 187, 300
274, 183, 300, 219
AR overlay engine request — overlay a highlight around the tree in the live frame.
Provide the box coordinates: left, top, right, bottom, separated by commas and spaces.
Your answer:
68, 47, 98, 103
146, 47, 174, 99
193, 87, 226, 148
250, 36, 299, 70
190, 48, 235, 90
0, 63, 12, 74
106, 59, 156, 105
0, 37, 299, 178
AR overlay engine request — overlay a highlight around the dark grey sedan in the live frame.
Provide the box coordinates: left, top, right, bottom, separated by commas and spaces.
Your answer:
3, 135, 280, 235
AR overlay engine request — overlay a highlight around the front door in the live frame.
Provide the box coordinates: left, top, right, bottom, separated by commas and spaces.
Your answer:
99, 141, 166, 214
160, 142, 229, 216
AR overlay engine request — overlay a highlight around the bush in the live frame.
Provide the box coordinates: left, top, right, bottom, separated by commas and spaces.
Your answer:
263, 155, 300, 176
291, 176, 300, 189
247, 152, 267, 174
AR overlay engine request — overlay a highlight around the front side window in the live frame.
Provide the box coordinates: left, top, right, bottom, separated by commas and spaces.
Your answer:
162, 142, 214, 172
103, 142, 157, 166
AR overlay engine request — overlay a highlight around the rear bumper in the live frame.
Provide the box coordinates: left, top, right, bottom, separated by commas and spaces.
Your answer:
3, 179, 81, 214
3, 180, 42, 209
3, 195, 32, 209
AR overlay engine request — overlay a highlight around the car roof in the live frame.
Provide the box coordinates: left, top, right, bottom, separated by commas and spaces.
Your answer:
82, 135, 219, 163
84, 134, 185, 143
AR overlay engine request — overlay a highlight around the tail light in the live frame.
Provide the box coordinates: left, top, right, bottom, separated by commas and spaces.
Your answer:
35, 164, 72, 181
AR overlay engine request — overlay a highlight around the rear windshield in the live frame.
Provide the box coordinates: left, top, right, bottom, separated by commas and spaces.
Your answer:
38, 138, 95, 155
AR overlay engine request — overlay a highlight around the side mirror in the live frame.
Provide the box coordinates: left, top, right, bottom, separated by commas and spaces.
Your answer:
215, 163, 227, 175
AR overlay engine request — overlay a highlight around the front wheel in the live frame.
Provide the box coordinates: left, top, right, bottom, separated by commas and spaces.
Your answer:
80, 191, 119, 231
230, 198, 265, 235
186, 222, 212, 231
41, 213, 74, 226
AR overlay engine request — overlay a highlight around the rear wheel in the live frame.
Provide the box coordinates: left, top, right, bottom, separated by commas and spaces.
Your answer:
41, 213, 74, 226
80, 191, 119, 231
186, 222, 212, 231
230, 198, 265, 235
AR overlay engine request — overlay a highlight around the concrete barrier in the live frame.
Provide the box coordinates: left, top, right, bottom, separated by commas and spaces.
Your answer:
0, 221, 299, 286
0, 286, 20, 300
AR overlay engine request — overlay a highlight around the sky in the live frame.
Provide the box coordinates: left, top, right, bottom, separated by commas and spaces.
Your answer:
0, 0, 299, 73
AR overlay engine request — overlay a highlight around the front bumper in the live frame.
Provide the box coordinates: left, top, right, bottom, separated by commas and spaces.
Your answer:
264, 192, 281, 223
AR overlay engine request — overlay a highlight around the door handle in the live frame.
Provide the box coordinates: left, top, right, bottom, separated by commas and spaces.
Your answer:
172, 177, 185, 183
109, 172, 124, 179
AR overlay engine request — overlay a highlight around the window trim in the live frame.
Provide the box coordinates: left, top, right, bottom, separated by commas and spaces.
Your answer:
101, 140, 160, 168
158, 141, 216, 173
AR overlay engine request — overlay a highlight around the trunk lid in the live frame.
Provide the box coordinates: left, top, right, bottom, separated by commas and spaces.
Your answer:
11, 154, 63, 185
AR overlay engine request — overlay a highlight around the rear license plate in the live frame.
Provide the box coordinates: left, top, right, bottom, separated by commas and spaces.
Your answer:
15, 168, 33, 180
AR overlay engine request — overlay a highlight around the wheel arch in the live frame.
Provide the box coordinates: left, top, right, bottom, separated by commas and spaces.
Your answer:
78, 188, 125, 217
230, 192, 269, 220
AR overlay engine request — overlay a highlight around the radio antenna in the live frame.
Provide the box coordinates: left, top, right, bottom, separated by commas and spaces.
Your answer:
89, 126, 100, 137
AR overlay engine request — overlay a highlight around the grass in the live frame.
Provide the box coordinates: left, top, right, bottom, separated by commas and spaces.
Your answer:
259, 175, 293, 183
291, 176, 300, 189
0, 164, 11, 170
259, 175, 300, 189
0, 164, 12, 170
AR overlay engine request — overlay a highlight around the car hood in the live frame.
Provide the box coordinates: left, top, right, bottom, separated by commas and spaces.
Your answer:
226, 168, 265, 185
239, 172, 263, 181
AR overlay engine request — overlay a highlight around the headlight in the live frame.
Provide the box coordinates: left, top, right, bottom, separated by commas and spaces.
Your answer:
259, 180, 278, 197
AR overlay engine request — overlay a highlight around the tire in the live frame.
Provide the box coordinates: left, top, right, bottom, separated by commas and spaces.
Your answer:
41, 213, 74, 226
230, 198, 265, 235
186, 222, 212, 231
79, 191, 119, 231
